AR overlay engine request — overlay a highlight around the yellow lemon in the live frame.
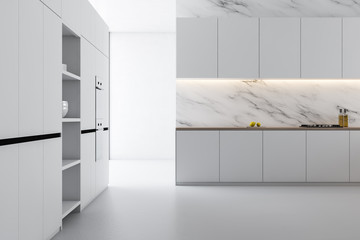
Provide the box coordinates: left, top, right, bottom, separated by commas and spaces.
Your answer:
257, 122, 261, 127
249, 122, 256, 127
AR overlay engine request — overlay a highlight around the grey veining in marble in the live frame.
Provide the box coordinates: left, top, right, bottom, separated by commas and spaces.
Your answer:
177, 0, 360, 17
176, 80, 360, 127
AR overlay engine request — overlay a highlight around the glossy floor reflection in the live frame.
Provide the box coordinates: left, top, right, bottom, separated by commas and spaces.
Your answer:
54, 160, 360, 240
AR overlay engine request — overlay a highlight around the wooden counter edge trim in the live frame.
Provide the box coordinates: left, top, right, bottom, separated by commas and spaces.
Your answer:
176, 127, 360, 131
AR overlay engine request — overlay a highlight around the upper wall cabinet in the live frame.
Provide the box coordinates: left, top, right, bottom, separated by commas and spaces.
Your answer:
96, 14, 110, 57
19, 0, 44, 136
41, 0, 62, 17
301, 18, 342, 78
343, 18, 360, 78
81, 0, 96, 46
62, 0, 82, 34
218, 17, 259, 78
260, 18, 301, 78
177, 18, 218, 78
0, 0, 19, 139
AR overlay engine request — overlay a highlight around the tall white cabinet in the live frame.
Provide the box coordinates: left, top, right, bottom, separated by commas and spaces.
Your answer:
0, 0, 109, 239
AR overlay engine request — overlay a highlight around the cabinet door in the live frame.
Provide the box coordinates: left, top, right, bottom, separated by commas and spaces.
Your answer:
19, 141, 44, 240
218, 18, 259, 78
260, 18, 300, 78
0, 0, 18, 139
81, 0, 96, 45
220, 131, 262, 182
177, 18, 217, 78
96, 131, 109, 195
41, 0, 61, 17
43, 138, 61, 239
81, 133, 96, 209
95, 12, 110, 57
343, 18, 360, 78
0, 145, 19, 240
307, 131, 349, 182
263, 131, 306, 182
301, 18, 342, 78
96, 49, 110, 127
19, 0, 44, 136
44, 5, 62, 134
81, 39, 96, 130
350, 131, 360, 182
176, 131, 219, 183
62, 0, 81, 34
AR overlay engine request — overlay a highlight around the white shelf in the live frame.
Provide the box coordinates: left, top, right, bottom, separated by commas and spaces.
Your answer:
62, 159, 81, 171
62, 201, 80, 219
62, 118, 80, 122
62, 70, 81, 81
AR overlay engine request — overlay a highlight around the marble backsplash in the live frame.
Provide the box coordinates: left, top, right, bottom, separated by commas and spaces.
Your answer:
177, 0, 360, 17
176, 80, 360, 127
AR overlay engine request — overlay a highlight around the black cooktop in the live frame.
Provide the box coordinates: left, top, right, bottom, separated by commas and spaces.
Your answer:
300, 124, 342, 128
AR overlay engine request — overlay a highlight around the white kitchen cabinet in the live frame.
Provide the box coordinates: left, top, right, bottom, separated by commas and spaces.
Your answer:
81, 0, 97, 45
260, 18, 301, 78
96, 131, 109, 195
43, 138, 61, 239
307, 131, 349, 182
19, 0, 44, 136
81, 133, 96, 209
44, 5, 62, 134
96, 49, 110, 126
263, 131, 306, 182
301, 18, 342, 78
177, 18, 218, 78
0, 145, 19, 240
19, 141, 44, 240
176, 131, 219, 183
0, 0, 18, 139
96, 12, 110, 57
218, 18, 259, 78
62, 0, 82, 34
343, 18, 360, 78
220, 131, 262, 182
81, 39, 96, 130
41, 0, 61, 17
350, 131, 360, 182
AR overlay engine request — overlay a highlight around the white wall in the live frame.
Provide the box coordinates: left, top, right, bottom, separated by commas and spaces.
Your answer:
110, 33, 175, 160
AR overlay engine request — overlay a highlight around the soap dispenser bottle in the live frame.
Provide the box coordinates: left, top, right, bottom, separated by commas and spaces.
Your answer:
339, 108, 344, 127
344, 109, 349, 128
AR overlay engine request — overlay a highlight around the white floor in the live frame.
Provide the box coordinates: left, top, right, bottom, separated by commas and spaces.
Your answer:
54, 160, 360, 240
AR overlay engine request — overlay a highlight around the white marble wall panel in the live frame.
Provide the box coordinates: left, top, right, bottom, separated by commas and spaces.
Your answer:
177, 0, 360, 17
177, 80, 360, 127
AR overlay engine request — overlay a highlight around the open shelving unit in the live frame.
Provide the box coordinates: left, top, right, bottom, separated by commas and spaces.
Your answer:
62, 23, 81, 219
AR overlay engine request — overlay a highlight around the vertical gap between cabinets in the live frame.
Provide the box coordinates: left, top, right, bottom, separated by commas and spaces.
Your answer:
349, 131, 351, 182
262, 131, 264, 182
342, 18, 344, 78
258, 19, 260, 78
17, 1, 20, 234
216, 18, 219, 78
300, 19, 302, 78
305, 131, 307, 182
218, 131, 220, 183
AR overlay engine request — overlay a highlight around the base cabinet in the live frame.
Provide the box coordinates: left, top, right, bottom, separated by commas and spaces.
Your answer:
220, 131, 262, 182
350, 131, 360, 182
307, 131, 349, 182
81, 133, 96, 209
44, 139, 61, 239
263, 131, 306, 182
176, 131, 219, 183
0, 145, 19, 240
19, 142, 44, 240
96, 131, 109, 195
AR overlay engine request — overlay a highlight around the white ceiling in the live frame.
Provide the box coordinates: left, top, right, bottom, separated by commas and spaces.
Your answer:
89, 0, 176, 33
